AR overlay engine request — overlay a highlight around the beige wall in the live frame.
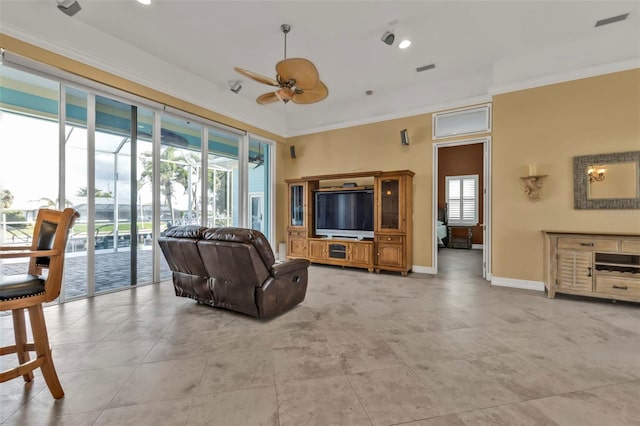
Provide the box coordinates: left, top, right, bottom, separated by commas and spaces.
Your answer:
492, 68, 640, 281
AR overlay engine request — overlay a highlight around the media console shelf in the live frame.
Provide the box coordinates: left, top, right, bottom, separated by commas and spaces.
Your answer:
543, 231, 640, 303
286, 170, 414, 276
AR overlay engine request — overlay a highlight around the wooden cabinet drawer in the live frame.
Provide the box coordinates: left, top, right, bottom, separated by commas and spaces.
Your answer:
621, 239, 640, 253
558, 238, 618, 252
288, 230, 307, 239
376, 235, 404, 243
595, 275, 640, 298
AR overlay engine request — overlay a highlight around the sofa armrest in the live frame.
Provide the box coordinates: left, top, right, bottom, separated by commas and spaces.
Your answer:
271, 258, 310, 278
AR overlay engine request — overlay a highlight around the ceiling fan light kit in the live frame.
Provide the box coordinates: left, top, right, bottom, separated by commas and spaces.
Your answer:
234, 24, 328, 105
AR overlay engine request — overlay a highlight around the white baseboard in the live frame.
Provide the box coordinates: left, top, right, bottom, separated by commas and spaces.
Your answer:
472, 244, 484, 250
412, 265, 436, 274
491, 276, 545, 291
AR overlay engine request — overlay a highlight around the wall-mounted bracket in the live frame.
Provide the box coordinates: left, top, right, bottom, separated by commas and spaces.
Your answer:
520, 175, 548, 201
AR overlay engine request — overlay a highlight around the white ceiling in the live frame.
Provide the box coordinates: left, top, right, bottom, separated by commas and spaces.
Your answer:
1, 1, 639, 137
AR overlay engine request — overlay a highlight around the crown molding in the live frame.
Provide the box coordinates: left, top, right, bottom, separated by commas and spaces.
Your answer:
488, 58, 640, 96
286, 95, 493, 137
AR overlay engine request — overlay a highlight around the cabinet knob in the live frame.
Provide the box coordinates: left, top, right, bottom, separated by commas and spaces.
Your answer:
387, 237, 391, 241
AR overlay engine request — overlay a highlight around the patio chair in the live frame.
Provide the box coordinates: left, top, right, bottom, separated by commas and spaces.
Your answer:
0, 207, 80, 399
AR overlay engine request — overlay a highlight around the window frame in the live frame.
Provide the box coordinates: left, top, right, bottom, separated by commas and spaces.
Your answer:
445, 174, 479, 226
432, 104, 491, 140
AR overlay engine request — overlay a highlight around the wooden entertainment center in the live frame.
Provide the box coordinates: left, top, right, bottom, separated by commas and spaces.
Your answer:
286, 170, 414, 276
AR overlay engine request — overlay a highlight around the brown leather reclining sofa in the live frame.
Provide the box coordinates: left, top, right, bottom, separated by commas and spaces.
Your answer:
158, 226, 309, 319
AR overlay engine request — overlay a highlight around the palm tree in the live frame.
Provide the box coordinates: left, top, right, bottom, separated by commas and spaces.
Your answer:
208, 169, 229, 226
76, 187, 113, 198
35, 197, 74, 208
140, 146, 189, 221
1, 189, 14, 208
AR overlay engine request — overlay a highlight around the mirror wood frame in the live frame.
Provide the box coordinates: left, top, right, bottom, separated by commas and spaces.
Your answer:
574, 151, 640, 209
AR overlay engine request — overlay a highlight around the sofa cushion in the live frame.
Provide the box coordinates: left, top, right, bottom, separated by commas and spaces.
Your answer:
162, 225, 209, 239
158, 226, 209, 277
201, 227, 275, 268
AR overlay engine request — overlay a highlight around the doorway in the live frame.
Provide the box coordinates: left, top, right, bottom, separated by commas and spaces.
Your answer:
432, 137, 491, 279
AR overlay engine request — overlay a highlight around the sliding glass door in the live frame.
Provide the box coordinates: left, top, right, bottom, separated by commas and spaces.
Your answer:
248, 137, 271, 240
1, 61, 275, 302
0, 65, 61, 280
64, 86, 89, 298
207, 127, 239, 228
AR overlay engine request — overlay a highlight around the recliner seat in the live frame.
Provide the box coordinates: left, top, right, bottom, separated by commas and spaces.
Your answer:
158, 226, 309, 318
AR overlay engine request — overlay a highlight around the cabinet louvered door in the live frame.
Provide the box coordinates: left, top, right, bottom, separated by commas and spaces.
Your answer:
557, 250, 593, 291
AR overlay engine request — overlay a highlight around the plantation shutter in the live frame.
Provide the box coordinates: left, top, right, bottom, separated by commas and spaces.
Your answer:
446, 175, 478, 225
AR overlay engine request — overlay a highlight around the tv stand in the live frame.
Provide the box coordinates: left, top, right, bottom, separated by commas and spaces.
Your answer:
286, 170, 414, 276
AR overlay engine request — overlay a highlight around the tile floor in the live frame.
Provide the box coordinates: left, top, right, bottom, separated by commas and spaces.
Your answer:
1, 248, 639, 425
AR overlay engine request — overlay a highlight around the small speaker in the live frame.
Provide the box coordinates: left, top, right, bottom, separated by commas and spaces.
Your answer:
400, 129, 409, 145
289, 145, 296, 159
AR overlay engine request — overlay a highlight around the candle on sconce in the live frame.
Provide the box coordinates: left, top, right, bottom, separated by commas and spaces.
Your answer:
528, 164, 537, 176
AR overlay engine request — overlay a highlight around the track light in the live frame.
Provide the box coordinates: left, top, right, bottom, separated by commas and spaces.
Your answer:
381, 21, 397, 46
381, 30, 395, 46
229, 81, 242, 94
57, 0, 81, 16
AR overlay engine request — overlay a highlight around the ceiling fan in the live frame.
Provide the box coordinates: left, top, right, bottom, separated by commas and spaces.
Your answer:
249, 144, 264, 168
234, 24, 328, 105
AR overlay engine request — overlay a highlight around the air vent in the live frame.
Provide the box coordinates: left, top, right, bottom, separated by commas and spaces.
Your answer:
595, 13, 629, 27
416, 64, 436, 72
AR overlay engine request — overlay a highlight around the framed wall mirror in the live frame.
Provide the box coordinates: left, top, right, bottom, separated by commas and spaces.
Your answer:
574, 151, 640, 209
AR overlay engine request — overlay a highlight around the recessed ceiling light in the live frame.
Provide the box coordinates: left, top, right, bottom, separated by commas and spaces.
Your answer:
399, 40, 411, 49
137, 0, 151, 5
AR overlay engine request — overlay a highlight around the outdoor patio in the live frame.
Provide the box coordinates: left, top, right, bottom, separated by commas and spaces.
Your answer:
0, 248, 172, 301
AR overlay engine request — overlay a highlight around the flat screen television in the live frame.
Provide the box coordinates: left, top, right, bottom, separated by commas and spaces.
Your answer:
315, 189, 374, 239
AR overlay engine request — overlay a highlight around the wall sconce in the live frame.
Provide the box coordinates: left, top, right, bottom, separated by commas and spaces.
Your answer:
521, 164, 548, 201
588, 166, 606, 183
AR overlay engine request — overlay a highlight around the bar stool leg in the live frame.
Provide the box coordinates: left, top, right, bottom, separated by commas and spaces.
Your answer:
12, 308, 34, 382
28, 304, 64, 399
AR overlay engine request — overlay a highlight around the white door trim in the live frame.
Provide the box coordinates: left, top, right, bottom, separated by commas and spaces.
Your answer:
432, 136, 492, 280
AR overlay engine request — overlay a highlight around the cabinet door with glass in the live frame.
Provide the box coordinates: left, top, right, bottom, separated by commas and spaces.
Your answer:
376, 175, 406, 233
288, 181, 306, 229
287, 180, 317, 231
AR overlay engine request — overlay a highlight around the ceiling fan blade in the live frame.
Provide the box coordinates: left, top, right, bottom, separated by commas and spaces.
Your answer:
292, 81, 329, 104
234, 67, 279, 86
256, 92, 280, 104
276, 58, 319, 90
